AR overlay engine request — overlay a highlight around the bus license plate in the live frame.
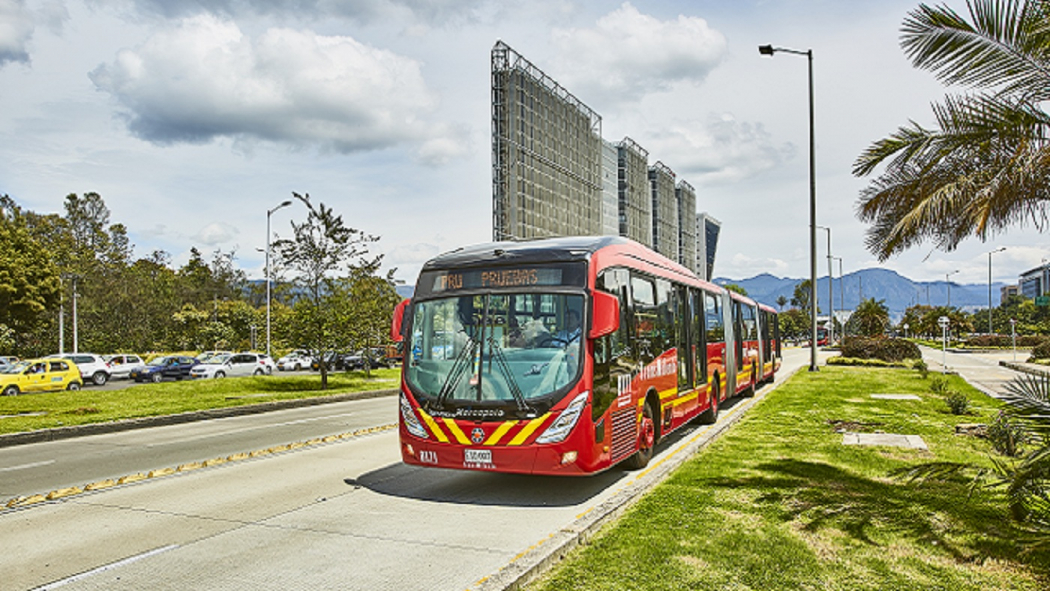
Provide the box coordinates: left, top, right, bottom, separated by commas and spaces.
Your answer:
464, 449, 492, 465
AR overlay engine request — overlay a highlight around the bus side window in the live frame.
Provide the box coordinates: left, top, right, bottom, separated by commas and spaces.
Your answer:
631, 273, 657, 364
705, 292, 723, 343
593, 269, 631, 421
654, 278, 674, 359
692, 289, 706, 383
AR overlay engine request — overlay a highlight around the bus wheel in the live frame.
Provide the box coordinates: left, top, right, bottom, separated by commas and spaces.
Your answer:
700, 378, 720, 424
623, 399, 656, 469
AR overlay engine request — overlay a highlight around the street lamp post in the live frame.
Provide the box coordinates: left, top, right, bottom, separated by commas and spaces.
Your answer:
817, 225, 833, 344
938, 315, 950, 373
946, 270, 960, 308
988, 247, 1005, 334
760, 43, 818, 371
266, 200, 293, 358
1010, 318, 1017, 362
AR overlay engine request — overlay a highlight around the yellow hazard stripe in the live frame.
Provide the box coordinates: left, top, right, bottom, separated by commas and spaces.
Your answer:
418, 410, 449, 443
484, 421, 516, 446
508, 413, 551, 446
442, 418, 470, 445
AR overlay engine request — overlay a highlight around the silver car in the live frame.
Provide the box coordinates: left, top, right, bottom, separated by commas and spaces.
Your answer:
104, 354, 145, 380
190, 353, 273, 379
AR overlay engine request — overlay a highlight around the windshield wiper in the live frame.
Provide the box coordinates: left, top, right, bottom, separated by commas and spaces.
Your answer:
486, 336, 536, 417
434, 336, 478, 409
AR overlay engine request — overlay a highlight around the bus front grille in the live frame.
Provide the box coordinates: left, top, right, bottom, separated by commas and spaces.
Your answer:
610, 408, 637, 463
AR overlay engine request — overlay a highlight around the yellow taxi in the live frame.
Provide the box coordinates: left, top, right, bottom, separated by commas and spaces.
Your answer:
0, 358, 83, 396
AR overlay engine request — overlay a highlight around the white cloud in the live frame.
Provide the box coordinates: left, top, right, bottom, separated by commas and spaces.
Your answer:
644, 113, 796, 185
88, 15, 445, 152
0, 0, 34, 66
193, 221, 238, 246
109, 0, 490, 25
550, 2, 726, 105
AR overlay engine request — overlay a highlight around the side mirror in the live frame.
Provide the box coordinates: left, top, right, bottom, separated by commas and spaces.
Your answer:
390, 298, 410, 342
589, 291, 621, 339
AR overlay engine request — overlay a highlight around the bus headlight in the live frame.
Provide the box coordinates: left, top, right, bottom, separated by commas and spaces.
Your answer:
535, 391, 589, 444
400, 394, 429, 439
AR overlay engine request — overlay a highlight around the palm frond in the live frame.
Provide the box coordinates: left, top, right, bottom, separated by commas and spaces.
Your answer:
902, 0, 1050, 98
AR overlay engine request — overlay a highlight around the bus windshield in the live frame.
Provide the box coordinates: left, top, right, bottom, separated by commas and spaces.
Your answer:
406, 293, 584, 415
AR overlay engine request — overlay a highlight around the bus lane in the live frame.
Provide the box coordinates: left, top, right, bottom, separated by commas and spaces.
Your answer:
1, 347, 811, 591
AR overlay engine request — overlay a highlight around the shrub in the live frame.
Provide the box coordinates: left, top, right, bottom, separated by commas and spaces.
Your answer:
987, 410, 1027, 457
840, 336, 921, 362
964, 335, 1048, 349
929, 374, 950, 394
1031, 339, 1050, 360
915, 359, 929, 379
944, 390, 970, 415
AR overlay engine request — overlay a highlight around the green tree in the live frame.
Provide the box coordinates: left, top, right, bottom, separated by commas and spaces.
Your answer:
790, 279, 817, 314
723, 283, 748, 296
0, 198, 60, 350
274, 193, 380, 389
776, 295, 788, 311
846, 298, 890, 337
854, 0, 1050, 260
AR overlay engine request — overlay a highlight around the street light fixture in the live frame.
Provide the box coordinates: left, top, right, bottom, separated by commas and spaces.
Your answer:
988, 247, 1005, 334
266, 200, 293, 357
946, 269, 960, 308
760, 43, 818, 371
817, 225, 833, 344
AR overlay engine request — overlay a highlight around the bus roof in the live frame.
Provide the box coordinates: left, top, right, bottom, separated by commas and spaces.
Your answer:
422, 236, 631, 271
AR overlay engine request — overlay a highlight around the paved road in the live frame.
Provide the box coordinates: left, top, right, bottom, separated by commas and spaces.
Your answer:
0, 396, 395, 500
1, 348, 813, 591
919, 345, 1031, 398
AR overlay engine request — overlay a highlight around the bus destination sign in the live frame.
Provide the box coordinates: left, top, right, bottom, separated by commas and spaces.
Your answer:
430, 267, 564, 293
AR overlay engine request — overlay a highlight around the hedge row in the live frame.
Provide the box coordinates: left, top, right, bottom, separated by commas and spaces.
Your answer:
840, 336, 922, 362
1032, 340, 1050, 360
964, 335, 1049, 348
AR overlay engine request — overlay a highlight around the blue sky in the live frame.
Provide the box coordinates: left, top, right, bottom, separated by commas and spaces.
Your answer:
2, 0, 1046, 290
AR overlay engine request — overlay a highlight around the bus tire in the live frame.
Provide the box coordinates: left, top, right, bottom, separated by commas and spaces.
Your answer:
623, 398, 657, 470
699, 376, 720, 425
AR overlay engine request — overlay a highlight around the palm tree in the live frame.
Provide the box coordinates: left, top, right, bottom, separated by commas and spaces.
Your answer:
847, 297, 890, 337
776, 295, 788, 311
854, 0, 1050, 261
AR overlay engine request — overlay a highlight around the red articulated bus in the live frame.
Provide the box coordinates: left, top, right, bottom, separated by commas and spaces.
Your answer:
390, 236, 781, 476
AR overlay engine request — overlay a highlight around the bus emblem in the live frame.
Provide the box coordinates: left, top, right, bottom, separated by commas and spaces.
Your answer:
470, 427, 485, 444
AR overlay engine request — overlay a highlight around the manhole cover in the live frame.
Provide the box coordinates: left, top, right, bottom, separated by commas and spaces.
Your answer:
842, 433, 928, 450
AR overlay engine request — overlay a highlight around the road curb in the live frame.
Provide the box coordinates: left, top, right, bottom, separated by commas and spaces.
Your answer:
473, 364, 805, 591
0, 388, 399, 449
998, 360, 1050, 378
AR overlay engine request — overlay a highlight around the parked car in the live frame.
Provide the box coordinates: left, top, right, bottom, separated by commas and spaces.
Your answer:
276, 352, 313, 371
310, 351, 344, 371
129, 356, 199, 383
47, 353, 111, 386
197, 350, 234, 364
190, 353, 274, 379
104, 354, 145, 380
0, 356, 19, 366
1, 358, 83, 395
343, 348, 393, 370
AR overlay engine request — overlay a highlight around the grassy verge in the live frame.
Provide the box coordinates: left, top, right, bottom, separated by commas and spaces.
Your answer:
530, 366, 1049, 590
0, 369, 399, 434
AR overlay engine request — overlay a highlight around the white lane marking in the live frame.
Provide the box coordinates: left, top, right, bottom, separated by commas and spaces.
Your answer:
31, 544, 179, 590
0, 459, 56, 472
150, 411, 365, 445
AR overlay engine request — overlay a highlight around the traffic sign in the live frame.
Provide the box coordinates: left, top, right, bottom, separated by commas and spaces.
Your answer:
1037, 296, 1050, 306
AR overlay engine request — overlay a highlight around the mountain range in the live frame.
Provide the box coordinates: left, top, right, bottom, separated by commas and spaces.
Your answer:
714, 268, 1006, 321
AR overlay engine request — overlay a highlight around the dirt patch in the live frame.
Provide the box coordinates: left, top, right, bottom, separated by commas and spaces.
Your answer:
827, 419, 885, 433
66, 407, 101, 415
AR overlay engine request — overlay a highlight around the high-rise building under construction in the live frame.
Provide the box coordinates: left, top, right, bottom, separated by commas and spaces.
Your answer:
491, 41, 717, 276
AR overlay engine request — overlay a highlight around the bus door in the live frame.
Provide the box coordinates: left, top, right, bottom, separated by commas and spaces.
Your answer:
674, 284, 696, 422
721, 292, 738, 399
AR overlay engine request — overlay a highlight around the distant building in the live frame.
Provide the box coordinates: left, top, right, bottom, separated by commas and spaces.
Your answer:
1019, 265, 1049, 299
489, 41, 720, 275
1000, 284, 1019, 303
696, 212, 721, 282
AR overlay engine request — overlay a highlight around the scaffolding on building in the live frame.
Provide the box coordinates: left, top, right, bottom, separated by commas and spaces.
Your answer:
676, 180, 697, 273
491, 41, 603, 241
617, 137, 650, 246
649, 161, 678, 261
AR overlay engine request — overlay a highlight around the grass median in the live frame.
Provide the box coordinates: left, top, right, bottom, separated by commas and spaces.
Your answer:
530, 366, 1049, 590
0, 369, 399, 435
